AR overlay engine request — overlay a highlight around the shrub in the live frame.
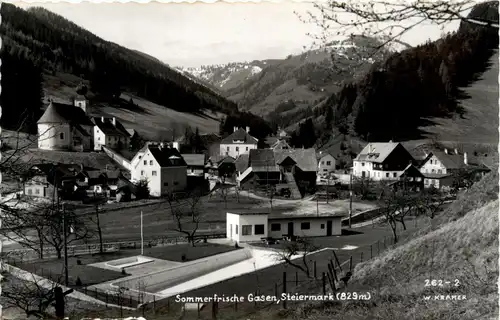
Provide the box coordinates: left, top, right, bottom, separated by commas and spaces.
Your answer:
76, 259, 82, 265
75, 277, 82, 286
181, 254, 187, 262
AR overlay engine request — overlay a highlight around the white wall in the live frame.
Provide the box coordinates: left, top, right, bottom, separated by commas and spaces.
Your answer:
226, 213, 268, 243
268, 218, 342, 238
220, 143, 257, 158
420, 155, 447, 174
353, 160, 402, 181
318, 154, 336, 174
132, 149, 162, 196
94, 126, 130, 151
38, 123, 71, 150
94, 126, 106, 151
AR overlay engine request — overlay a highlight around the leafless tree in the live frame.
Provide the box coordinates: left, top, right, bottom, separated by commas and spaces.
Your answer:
302, 0, 498, 54
274, 237, 319, 278
185, 188, 203, 223
0, 265, 66, 319
415, 187, 446, 219
352, 175, 377, 200
166, 191, 202, 247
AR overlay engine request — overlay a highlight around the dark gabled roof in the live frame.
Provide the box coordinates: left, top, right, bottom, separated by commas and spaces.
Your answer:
73, 124, 91, 137
274, 148, 317, 172
424, 150, 490, 171
316, 151, 336, 160
220, 128, 258, 145
422, 173, 453, 179
209, 155, 235, 165
249, 149, 279, 172
93, 117, 130, 137
181, 154, 206, 167
148, 146, 187, 167
400, 164, 425, 177
37, 102, 94, 126
234, 154, 250, 173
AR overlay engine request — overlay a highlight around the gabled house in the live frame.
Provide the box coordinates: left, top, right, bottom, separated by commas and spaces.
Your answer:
130, 143, 188, 197
206, 155, 236, 178
182, 154, 207, 177
37, 101, 94, 151
275, 149, 318, 196
388, 164, 425, 192
234, 154, 250, 177
220, 127, 258, 158
419, 148, 490, 189
353, 142, 415, 181
238, 149, 281, 190
317, 151, 337, 176
270, 139, 291, 151
93, 117, 131, 151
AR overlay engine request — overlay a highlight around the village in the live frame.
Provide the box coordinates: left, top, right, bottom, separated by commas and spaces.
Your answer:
1, 87, 495, 318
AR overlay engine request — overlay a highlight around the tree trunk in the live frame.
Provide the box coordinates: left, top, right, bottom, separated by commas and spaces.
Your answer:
56, 247, 62, 259
400, 218, 407, 230
37, 230, 44, 260
96, 206, 103, 254
390, 220, 398, 244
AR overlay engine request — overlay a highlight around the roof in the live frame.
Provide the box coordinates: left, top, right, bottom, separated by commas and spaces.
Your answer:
422, 173, 453, 179
209, 155, 235, 165
400, 164, 425, 177
37, 102, 94, 126
126, 129, 137, 137
181, 154, 206, 167
268, 214, 346, 220
425, 150, 490, 171
93, 117, 130, 137
148, 146, 187, 167
227, 212, 270, 216
274, 148, 317, 172
354, 142, 401, 163
316, 151, 336, 160
271, 139, 291, 150
73, 124, 91, 137
249, 149, 279, 172
234, 154, 250, 173
220, 128, 258, 145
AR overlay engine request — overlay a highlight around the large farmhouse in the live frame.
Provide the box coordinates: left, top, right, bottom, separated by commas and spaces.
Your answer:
37, 101, 94, 151
353, 142, 415, 181
226, 211, 345, 243
219, 127, 258, 158
130, 143, 188, 196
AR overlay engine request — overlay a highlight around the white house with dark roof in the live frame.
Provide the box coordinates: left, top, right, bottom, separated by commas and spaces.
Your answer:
226, 211, 345, 243
353, 142, 415, 181
419, 148, 490, 189
93, 116, 131, 151
220, 126, 258, 158
130, 143, 187, 196
37, 100, 94, 151
317, 151, 337, 176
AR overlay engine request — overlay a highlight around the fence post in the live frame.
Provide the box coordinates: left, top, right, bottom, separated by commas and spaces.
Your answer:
254, 291, 257, 307
314, 260, 317, 279
322, 272, 326, 295
212, 301, 219, 320
275, 283, 278, 297
370, 244, 373, 259
378, 241, 380, 255
282, 272, 287, 309
349, 256, 353, 273
234, 299, 238, 311
198, 302, 201, 318
295, 272, 298, 286
332, 250, 342, 273
129, 295, 132, 306
153, 295, 156, 313
95, 288, 98, 299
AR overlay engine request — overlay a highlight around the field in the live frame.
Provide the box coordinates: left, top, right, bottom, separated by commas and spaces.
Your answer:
44, 72, 225, 140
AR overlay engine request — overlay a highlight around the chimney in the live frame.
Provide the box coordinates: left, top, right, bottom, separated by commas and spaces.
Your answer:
464, 152, 468, 165
159, 142, 164, 149
444, 148, 448, 154
112, 117, 116, 126
101, 116, 105, 123
234, 126, 238, 133
454, 148, 458, 155
246, 126, 250, 133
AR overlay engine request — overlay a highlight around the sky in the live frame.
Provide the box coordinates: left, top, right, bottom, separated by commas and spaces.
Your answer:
15, 0, 463, 68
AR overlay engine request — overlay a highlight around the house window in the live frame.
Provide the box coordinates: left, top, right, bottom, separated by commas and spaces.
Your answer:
361, 162, 365, 166
301, 222, 310, 230
174, 182, 179, 186
416, 177, 422, 182
28, 189, 32, 195
242, 225, 252, 236
431, 169, 435, 173
321, 161, 325, 165
254, 224, 265, 235
271, 223, 281, 231
140, 170, 144, 175
35, 188, 40, 195
60, 133, 64, 140
227, 146, 230, 152
246, 147, 249, 151
164, 182, 168, 186
144, 160, 147, 165
236, 147, 239, 152
235, 225, 238, 234
150, 160, 153, 165
98, 137, 100, 141
152, 171, 157, 176
323, 169, 327, 172
438, 169, 442, 174
393, 173, 397, 178
320, 224, 325, 229
430, 160, 433, 164
386, 173, 389, 178
326, 161, 331, 166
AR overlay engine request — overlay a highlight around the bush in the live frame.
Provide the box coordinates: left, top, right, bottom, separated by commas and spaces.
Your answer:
75, 277, 82, 286
121, 268, 126, 275
181, 254, 187, 262
76, 259, 82, 265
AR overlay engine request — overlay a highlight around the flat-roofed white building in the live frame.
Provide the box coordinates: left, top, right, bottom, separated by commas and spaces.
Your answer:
226, 211, 345, 243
